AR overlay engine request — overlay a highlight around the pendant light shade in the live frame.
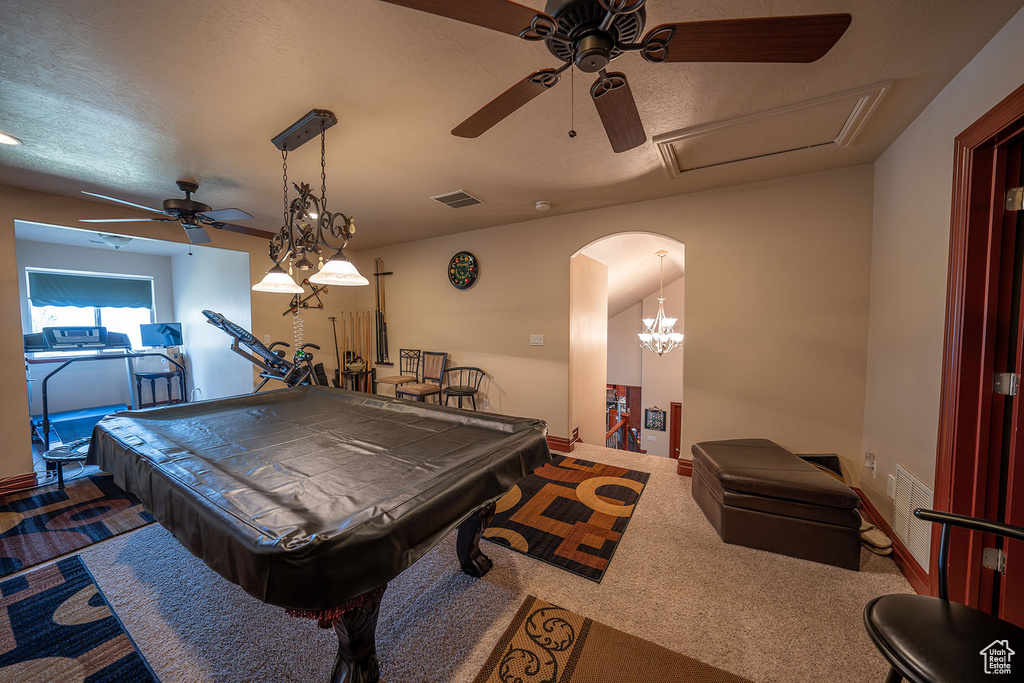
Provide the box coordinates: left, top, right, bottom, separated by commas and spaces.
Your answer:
309, 250, 370, 286
252, 264, 304, 293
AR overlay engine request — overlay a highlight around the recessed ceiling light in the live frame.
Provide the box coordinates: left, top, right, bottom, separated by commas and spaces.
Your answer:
0, 131, 23, 145
535, 201, 551, 212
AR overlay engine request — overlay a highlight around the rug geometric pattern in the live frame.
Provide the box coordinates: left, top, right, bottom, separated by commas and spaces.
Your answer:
473, 595, 753, 683
0, 556, 159, 682
483, 456, 649, 582
0, 475, 153, 579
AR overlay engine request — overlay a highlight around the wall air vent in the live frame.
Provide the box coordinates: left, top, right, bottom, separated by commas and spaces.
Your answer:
892, 464, 934, 569
431, 190, 484, 209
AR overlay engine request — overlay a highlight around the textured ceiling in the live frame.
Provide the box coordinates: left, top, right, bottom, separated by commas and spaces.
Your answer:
0, 0, 1021, 249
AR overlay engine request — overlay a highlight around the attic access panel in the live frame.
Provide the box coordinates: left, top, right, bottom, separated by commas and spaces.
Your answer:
654, 82, 890, 178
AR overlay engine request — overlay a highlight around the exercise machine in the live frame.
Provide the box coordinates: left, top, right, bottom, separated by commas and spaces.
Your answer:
25, 325, 187, 452
202, 310, 329, 392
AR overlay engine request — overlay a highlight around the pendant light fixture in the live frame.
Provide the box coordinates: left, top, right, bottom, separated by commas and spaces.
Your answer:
253, 109, 369, 293
638, 250, 683, 356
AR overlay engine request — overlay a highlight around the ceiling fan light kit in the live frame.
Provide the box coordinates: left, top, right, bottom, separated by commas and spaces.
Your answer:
0, 131, 23, 145
253, 109, 369, 293
381, 0, 851, 153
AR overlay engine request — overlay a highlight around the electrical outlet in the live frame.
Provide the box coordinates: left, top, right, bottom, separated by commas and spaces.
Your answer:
886, 474, 895, 498
529, 334, 544, 346
864, 452, 878, 479
263, 334, 271, 344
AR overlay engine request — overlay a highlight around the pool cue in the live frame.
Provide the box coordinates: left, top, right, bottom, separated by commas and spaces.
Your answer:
374, 259, 383, 363
329, 316, 340, 386
380, 262, 390, 362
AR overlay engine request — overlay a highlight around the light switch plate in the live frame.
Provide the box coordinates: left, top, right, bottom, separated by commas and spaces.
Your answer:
647, 435, 656, 441
530, 335, 544, 346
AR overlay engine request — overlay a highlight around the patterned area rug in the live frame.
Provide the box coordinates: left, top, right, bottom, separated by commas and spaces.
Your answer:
0, 556, 159, 682
474, 595, 752, 683
0, 475, 153, 579
483, 456, 649, 581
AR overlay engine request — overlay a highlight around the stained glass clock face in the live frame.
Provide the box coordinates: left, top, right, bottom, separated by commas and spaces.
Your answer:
448, 251, 479, 290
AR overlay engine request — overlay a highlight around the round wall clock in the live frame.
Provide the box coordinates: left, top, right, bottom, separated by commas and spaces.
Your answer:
448, 251, 479, 290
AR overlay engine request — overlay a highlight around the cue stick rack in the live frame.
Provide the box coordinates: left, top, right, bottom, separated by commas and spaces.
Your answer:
339, 310, 374, 369
374, 258, 393, 366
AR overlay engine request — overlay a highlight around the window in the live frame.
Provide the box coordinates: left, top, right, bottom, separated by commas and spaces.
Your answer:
27, 269, 155, 350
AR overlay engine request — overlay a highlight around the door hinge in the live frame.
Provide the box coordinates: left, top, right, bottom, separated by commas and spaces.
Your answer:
1008, 187, 1024, 211
994, 372, 1019, 396
983, 547, 1007, 574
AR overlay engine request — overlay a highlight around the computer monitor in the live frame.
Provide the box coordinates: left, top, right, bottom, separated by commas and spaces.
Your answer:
140, 322, 183, 348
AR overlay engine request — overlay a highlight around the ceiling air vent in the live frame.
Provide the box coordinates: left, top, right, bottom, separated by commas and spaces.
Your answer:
431, 190, 484, 209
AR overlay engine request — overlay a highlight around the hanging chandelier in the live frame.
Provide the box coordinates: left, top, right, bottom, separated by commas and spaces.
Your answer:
252, 109, 369, 293
638, 250, 683, 356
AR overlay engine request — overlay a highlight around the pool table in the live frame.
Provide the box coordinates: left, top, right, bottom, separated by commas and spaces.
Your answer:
88, 385, 551, 683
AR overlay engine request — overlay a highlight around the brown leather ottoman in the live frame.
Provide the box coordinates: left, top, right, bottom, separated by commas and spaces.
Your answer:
691, 438, 861, 570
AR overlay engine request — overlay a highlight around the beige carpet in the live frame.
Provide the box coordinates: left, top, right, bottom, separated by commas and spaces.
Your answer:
58, 443, 909, 683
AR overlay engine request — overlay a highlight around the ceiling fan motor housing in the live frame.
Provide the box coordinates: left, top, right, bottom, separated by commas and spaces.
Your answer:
164, 180, 211, 216
544, 0, 646, 72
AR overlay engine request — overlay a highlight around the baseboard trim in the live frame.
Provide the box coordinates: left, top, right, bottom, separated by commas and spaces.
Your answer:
853, 487, 929, 595
0, 472, 40, 498
547, 435, 575, 453
677, 458, 693, 476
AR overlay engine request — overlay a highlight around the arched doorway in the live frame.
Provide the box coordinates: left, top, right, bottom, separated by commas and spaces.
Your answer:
569, 233, 685, 457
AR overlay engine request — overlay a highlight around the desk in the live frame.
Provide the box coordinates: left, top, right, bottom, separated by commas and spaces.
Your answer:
88, 386, 551, 682
135, 371, 185, 407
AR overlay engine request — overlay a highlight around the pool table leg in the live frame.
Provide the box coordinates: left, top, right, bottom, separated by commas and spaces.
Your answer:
456, 501, 496, 577
330, 586, 387, 683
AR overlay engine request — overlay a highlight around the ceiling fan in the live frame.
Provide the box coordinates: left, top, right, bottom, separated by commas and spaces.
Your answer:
381, 0, 852, 153
79, 180, 255, 244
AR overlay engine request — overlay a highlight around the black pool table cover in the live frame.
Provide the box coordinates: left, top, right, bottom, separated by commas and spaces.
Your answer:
88, 386, 551, 611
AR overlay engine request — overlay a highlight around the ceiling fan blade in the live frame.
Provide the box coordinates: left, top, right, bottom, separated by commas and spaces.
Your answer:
641, 14, 851, 63
453, 68, 563, 138
590, 72, 646, 154
379, 0, 555, 39
79, 218, 168, 223
211, 222, 278, 240
81, 191, 166, 215
183, 224, 212, 245
200, 208, 253, 221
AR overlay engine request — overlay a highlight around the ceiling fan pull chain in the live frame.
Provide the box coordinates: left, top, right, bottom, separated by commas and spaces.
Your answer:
569, 65, 577, 139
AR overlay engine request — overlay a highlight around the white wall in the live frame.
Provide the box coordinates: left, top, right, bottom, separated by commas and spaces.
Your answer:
569, 254, 608, 446
861, 7, 1024, 522
608, 302, 642, 387
17, 238, 174, 415
351, 163, 873, 479
171, 246, 253, 401
639, 277, 684, 458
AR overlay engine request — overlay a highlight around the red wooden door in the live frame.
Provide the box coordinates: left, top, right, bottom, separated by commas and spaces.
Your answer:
669, 402, 682, 460
995, 138, 1024, 625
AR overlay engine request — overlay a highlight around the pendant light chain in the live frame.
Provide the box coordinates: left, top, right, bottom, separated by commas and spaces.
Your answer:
320, 121, 328, 208
281, 149, 289, 225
